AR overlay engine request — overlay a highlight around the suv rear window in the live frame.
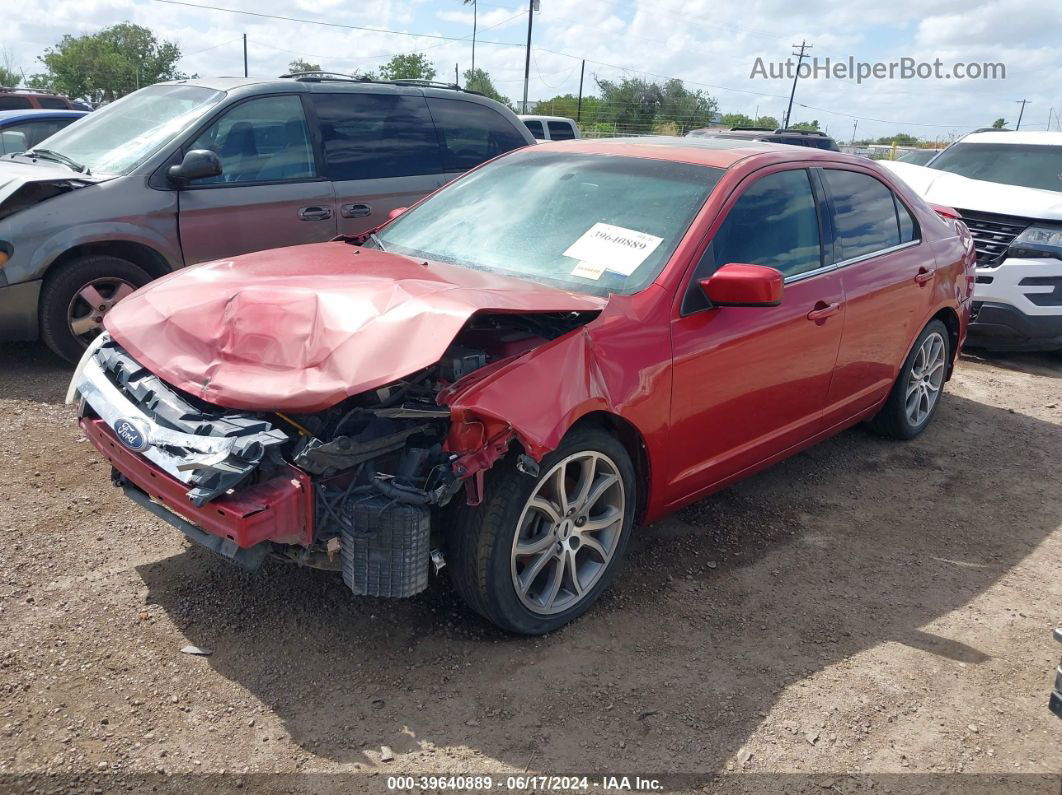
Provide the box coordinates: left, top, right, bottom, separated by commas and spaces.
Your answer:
523, 119, 545, 139
0, 96, 32, 110
311, 93, 442, 180
37, 97, 70, 109
547, 121, 576, 140
426, 97, 528, 171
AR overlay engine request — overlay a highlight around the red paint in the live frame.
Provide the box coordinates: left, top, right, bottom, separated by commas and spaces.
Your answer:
82, 418, 314, 548
103, 140, 970, 527
702, 264, 784, 306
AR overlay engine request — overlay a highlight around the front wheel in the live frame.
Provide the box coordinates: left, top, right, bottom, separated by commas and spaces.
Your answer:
869, 319, 951, 440
447, 428, 636, 635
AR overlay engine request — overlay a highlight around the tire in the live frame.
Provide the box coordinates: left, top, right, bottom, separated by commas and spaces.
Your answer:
40, 256, 151, 363
869, 319, 951, 440
447, 427, 636, 635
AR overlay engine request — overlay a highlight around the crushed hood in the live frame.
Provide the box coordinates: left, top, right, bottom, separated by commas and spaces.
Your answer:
881, 161, 1062, 221
104, 241, 606, 413
0, 156, 108, 221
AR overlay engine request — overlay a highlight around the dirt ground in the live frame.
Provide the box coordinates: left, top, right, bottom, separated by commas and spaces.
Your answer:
0, 341, 1059, 794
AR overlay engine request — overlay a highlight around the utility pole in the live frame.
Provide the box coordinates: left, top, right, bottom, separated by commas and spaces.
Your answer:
242, 34, 248, 78
455, 63, 459, 86
522, 0, 536, 113
850, 119, 858, 146
471, 0, 477, 75
576, 59, 585, 122
783, 40, 811, 129
1015, 98, 1028, 130
1049, 107, 1054, 132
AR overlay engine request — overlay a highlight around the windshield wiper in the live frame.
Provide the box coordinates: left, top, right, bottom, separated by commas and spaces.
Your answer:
368, 232, 387, 252
27, 149, 89, 174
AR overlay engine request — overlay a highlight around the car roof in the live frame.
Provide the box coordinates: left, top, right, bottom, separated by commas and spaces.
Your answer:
961, 130, 1062, 146
156, 76, 502, 105
518, 115, 577, 124
0, 109, 87, 124
529, 135, 856, 169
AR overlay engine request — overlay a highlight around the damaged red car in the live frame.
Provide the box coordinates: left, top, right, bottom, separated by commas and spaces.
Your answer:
68, 138, 975, 634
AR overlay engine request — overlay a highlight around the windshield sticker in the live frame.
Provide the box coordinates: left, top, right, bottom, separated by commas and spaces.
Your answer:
563, 223, 664, 276
570, 261, 607, 280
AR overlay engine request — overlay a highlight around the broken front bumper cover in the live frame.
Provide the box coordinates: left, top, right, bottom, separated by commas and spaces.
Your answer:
82, 417, 313, 549
69, 335, 290, 505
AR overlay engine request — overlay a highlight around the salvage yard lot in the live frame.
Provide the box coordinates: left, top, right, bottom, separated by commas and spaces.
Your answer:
0, 343, 1059, 790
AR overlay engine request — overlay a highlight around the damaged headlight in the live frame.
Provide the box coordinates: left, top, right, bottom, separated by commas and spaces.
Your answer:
65, 332, 110, 406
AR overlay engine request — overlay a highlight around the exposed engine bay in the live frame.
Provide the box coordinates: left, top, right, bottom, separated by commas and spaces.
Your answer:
72, 310, 597, 598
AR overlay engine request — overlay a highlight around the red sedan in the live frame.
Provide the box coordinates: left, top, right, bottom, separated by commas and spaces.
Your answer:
69, 137, 975, 634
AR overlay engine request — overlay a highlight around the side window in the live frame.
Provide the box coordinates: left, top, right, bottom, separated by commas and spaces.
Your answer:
547, 121, 576, 141
523, 119, 545, 139
38, 97, 70, 109
310, 93, 442, 181
895, 196, 918, 243
8, 120, 68, 148
709, 169, 822, 278
0, 96, 32, 110
426, 98, 528, 172
187, 95, 315, 185
822, 169, 902, 260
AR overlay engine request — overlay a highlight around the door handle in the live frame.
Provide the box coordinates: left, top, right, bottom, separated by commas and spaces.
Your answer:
914, 267, 935, 285
806, 301, 842, 322
340, 203, 372, 219
298, 206, 333, 221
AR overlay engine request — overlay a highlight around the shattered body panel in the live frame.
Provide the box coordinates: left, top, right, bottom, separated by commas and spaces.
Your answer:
104, 242, 606, 413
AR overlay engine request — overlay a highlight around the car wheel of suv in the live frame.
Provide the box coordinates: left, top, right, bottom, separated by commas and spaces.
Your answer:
869, 319, 950, 440
40, 256, 151, 363
447, 427, 636, 635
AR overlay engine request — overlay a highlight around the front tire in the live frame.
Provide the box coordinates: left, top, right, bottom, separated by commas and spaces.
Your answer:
40, 255, 151, 363
447, 428, 636, 635
869, 319, 950, 440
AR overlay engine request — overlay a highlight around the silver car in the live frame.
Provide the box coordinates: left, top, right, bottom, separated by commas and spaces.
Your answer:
0, 75, 534, 361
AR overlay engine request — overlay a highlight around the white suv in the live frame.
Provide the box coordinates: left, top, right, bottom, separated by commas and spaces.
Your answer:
883, 131, 1062, 352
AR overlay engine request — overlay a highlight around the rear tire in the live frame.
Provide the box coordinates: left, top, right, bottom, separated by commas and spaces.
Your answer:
40, 255, 151, 363
869, 319, 950, 440
447, 428, 636, 635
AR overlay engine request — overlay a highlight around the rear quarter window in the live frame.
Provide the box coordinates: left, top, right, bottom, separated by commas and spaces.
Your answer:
823, 169, 904, 260
427, 98, 528, 171
547, 121, 577, 140
523, 119, 545, 139
0, 96, 32, 110
37, 97, 71, 110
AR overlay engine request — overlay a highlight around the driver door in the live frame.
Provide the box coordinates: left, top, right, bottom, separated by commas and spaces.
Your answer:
667, 166, 844, 507
177, 94, 337, 264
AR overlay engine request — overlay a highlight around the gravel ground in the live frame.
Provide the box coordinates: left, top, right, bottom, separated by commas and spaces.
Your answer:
0, 342, 1059, 794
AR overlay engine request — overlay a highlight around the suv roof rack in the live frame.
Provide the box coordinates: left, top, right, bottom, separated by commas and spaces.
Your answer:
774, 128, 828, 136
729, 126, 774, 132
0, 86, 64, 96
278, 72, 483, 96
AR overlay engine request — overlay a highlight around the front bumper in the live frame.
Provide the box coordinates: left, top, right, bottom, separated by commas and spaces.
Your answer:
967, 302, 1062, 352
968, 257, 1062, 351
82, 417, 314, 548
0, 279, 41, 341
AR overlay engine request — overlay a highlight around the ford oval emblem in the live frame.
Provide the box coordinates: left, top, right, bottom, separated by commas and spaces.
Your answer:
112, 418, 149, 452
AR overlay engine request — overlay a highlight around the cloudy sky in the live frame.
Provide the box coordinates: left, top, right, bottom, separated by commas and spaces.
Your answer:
4, 0, 1061, 140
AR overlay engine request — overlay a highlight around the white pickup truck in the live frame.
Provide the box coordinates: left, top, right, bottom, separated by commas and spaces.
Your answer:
882, 131, 1062, 352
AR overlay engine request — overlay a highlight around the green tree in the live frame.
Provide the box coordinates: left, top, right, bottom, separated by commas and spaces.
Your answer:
32, 23, 184, 102
0, 48, 20, 87
755, 115, 779, 129
531, 93, 604, 125
873, 132, 919, 146
991, 117, 1007, 129
287, 58, 322, 74
595, 76, 717, 134
788, 119, 820, 131
377, 52, 436, 81
721, 112, 754, 128
463, 67, 511, 108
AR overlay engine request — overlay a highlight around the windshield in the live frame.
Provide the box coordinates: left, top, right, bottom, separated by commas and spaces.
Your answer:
26, 84, 225, 175
376, 150, 723, 295
929, 142, 1062, 193
897, 150, 940, 165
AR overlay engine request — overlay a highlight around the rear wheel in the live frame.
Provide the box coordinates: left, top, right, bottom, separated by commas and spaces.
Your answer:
447, 428, 635, 635
869, 319, 950, 439
40, 255, 151, 363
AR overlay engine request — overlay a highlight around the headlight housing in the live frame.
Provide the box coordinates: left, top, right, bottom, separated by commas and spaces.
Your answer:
1009, 224, 1062, 258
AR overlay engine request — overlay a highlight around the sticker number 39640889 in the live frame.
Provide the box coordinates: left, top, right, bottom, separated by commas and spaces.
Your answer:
563, 223, 664, 277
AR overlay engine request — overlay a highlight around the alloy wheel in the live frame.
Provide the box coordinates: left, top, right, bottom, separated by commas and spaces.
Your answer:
67, 278, 136, 344
905, 331, 947, 426
511, 451, 626, 615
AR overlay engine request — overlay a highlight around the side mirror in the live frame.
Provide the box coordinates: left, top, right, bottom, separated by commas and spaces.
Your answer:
0, 130, 28, 155
168, 149, 222, 184
388, 206, 409, 221
700, 263, 783, 307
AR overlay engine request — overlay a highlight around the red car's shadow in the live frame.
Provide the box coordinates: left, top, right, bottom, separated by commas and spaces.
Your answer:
136, 389, 1062, 777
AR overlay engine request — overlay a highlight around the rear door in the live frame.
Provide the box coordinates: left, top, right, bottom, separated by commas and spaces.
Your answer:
177, 94, 336, 264
818, 167, 931, 426
309, 91, 444, 236
668, 166, 844, 504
